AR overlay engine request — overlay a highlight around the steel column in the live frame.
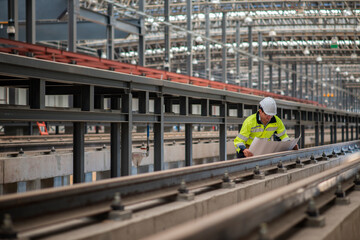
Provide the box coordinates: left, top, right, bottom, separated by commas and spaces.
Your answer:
205, 5, 211, 80
320, 64, 323, 104
26, 0, 36, 44
285, 62, 289, 96
334, 114, 337, 143
315, 63, 319, 103
110, 97, 121, 177
299, 64, 303, 99
305, 64, 308, 99
248, 26, 252, 88
320, 112, 324, 145
258, 32, 263, 90
29, 78, 45, 109
164, 0, 170, 71
7, 0, 18, 40
219, 102, 227, 161
291, 64, 296, 97
73, 122, 85, 183
201, 99, 209, 117
278, 60, 281, 91
121, 92, 132, 176
68, 0, 78, 52
221, 12, 227, 83
185, 123, 192, 166
236, 20, 240, 84
138, 0, 145, 66
110, 122, 121, 177
186, 0, 192, 76
346, 116, 349, 141
154, 94, 164, 171
269, 55, 273, 92
106, 3, 114, 60
81, 85, 94, 111
138, 91, 149, 114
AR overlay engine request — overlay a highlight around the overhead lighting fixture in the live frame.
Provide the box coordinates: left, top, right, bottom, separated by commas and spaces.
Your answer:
195, 36, 203, 43
194, 72, 199, 77
356, 78, 360, 83
303, 47, 310, 55
193, 58, 198, 65
269, 29, 277, 37
228, 48, 235, 54
316, 55, 322, 62
335, 67, 340, 72
351, 53, 357, 59
210, 77, 215, 81
229, 69, 235, 75
344, 71, 349, 76
176, 68, 181, 74
244, 16, 253, 24
350, 75, 355, 81
131, 59, 137, 65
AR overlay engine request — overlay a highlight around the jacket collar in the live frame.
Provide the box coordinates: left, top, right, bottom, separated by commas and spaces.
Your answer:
256, 111, 276, 125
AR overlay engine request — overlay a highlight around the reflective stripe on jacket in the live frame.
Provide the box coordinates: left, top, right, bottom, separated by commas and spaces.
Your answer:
234, 111, 289, 153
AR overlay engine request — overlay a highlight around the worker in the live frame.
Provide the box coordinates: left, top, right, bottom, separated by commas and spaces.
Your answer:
234, 97, 299, 158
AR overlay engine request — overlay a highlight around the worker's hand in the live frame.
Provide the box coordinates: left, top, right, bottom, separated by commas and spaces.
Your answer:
243, 149, 253, 157
293, 144, 299, 150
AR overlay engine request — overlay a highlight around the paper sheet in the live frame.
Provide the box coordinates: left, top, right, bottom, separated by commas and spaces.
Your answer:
248, 136, 300, 156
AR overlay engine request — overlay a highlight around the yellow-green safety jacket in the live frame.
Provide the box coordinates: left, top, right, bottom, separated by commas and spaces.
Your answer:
234, 112, 289, 154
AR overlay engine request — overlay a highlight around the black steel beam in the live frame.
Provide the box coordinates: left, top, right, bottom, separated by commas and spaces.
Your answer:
73, 122, 85, 183
121, 92, 133, 176
29, 78, 45, 109
154, 94, 164, 171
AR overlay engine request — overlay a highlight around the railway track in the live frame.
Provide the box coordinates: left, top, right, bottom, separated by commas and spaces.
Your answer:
0, 140, 358, 239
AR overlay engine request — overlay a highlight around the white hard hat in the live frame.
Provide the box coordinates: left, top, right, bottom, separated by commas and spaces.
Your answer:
259, 97, 277, 116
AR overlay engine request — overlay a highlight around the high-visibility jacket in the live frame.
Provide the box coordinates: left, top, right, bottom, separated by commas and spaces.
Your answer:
234, 112, 289, 153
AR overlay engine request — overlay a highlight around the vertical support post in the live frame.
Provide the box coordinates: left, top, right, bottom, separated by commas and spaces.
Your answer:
219, 101, 227, 161
185, 124, 192, 166
305, 64, 308, 99
73, 122, 85, 183
334, 114, 337, 143
299, 63, 303, 99
315, 113, 319, 146
68, 0, 78, 52
164, 0, 170, 71
7, 0, 18, 40
278, 60, 281, 91
201, 99, 209, 117
154, 94, 164, 170
138, 91, 149, 114
186, 0, 192, 76
295, 110, 301, 147
346, 116, 349, 141
285, 62, 289, 96
320, 64, 323, 104
121, 91, 132, 175
292, 64, 296, 98
221, 12, 227, 83
301, 125, 305, 148
26, 0, 36, 44
269, 55, 273, 92
107, 3, 114, 60
311, 64, 314, 101
110, 97, 121, 177
29, 79, 45, 109
138, 0, 145, 66
248, 26, 253, 88
258, 32, 263, 90
356, 117, 359, 140
320, 112, 325, 145
315, 63, 319, 102
81, 85, 94, 111
236, 20, 240, 84
205, 5, 211, 80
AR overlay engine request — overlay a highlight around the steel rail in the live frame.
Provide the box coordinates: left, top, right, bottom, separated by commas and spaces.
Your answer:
0, 140, 358, 233
144, 152, 360, 240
